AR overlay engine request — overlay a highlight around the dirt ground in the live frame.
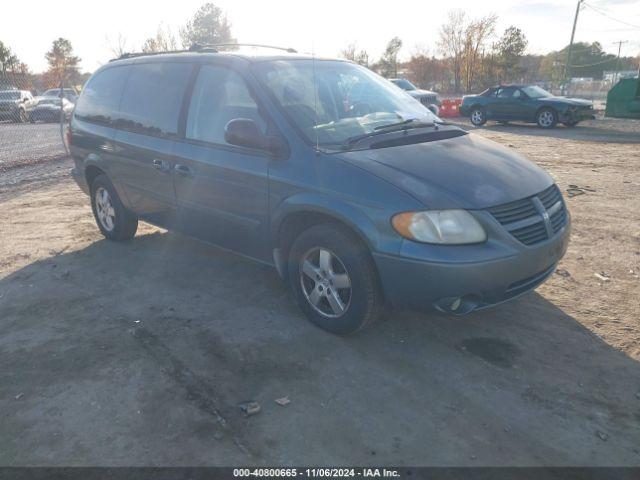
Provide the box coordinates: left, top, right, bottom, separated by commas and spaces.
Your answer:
0, 118, 639, 466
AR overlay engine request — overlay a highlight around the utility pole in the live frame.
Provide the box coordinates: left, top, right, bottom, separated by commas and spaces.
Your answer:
563, 0, 584, 86
613, 40, 628, 83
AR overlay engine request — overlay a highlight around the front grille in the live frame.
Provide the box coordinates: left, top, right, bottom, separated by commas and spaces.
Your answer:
488, 184, 567, 246
420, 95, 437, 105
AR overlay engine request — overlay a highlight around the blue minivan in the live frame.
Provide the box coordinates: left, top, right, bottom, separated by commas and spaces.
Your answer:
69, 45, 570, 334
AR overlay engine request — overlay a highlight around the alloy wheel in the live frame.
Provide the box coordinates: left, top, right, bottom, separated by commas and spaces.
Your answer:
538, 110, 554, 127
471, 110, 484, 125
95, 187, 116, 232
299, 247, 352, 318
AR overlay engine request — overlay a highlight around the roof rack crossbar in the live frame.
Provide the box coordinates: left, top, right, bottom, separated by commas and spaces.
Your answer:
191, 43, 297, 53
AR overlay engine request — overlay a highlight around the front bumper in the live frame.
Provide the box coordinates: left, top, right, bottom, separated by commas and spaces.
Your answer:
372, 218, 570, 314
560, 107, 595, 123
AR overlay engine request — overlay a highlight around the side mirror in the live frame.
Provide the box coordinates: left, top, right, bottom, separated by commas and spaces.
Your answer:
224, 118, 287, 157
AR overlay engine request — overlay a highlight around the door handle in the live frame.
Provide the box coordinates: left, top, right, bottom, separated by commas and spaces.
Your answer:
174, 164, 192, 176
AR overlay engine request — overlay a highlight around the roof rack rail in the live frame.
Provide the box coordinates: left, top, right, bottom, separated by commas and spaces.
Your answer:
190, 43, 297, 53
110, 49, 199, 62
109, 43, 297, 62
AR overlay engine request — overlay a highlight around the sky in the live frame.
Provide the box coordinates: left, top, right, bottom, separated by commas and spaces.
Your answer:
2, 0, 640, 73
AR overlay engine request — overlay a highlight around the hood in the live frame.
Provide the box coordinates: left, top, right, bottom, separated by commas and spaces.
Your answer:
338, 132, 553, 210
407, 89, 437, 98
539, 96, 592, 107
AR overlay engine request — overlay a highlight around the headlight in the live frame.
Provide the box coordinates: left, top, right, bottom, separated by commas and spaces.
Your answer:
392, 210, 486, 245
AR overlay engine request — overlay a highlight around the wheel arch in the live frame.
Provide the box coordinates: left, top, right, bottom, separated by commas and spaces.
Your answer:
535, 105, 558, 118
271, 194, 380, 278
85, 164, 106, 190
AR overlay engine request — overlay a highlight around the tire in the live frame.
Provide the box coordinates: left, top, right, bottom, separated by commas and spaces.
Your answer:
469, 107, 486, 126
563, 120, 579, 127
288, 223, 383, 335
536, 108, 557, 129
90, 174, 138, 241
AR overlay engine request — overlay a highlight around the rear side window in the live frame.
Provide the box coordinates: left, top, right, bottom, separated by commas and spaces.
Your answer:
497, 87, 516, 98
117, 62, 193, 137
74, 66, 130, 125
186, 64, 266, 145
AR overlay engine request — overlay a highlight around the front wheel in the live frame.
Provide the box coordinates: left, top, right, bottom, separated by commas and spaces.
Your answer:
537, 108, 557, 128
288, 224, 383, 335
470, 107, 486, 126
90, 174, 138, 241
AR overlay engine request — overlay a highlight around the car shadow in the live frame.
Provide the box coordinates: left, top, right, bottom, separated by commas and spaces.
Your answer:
1, 230, 639, 466
452, 119, 640, 144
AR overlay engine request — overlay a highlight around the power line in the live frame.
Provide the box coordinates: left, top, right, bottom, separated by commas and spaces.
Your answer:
582, 2, 640, 30
569, 57, 619, 68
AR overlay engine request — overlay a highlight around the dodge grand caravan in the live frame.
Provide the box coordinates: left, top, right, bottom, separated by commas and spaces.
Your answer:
69, 45, 570, 335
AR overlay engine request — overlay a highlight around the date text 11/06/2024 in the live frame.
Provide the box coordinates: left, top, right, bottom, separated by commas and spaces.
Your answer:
232, 468, 401, 478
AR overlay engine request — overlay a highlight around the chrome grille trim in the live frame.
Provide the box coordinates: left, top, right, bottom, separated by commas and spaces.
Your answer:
487, 184, 567, 246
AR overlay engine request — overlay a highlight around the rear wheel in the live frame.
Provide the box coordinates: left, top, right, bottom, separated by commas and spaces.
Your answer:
288, 224, 383, 335
536, 108, 557, 128
90, 174, 138, 241
470, 107, 486, 126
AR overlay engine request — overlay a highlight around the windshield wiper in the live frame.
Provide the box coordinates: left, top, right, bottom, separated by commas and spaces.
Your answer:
342, 119, 436, 149
373, 118, 433, 131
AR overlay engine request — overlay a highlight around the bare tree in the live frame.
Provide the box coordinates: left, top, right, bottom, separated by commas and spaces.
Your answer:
340, 43, 370, 67
438, 10, 466, 92
142, 25, 178, 53
106, 33, 130, 58
405, 45, 448, 90
439, 10, 496, 92
462, 14, 497, 92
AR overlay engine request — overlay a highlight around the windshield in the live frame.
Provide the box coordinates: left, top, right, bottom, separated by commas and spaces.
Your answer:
521, 85, 552, 99
253, 60, 439, 150
391, 79, 416, 91
0, 91, 20, 100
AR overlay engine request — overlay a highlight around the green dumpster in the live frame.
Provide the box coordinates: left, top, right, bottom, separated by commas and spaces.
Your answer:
605, 77, 640, 119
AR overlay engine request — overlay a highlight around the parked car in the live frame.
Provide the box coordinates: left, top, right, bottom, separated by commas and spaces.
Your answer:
42, 88, 78, 103
69, 48, 570, 334
29, 96, 74, 123
460, 84, 595, 128
389, 78, 441, 115
0, 89, 36, 123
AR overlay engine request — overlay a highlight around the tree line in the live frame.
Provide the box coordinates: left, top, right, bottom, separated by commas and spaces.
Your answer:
342, 9, 638, 93
2, 4, 638, 94
0, 3, 234, 92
